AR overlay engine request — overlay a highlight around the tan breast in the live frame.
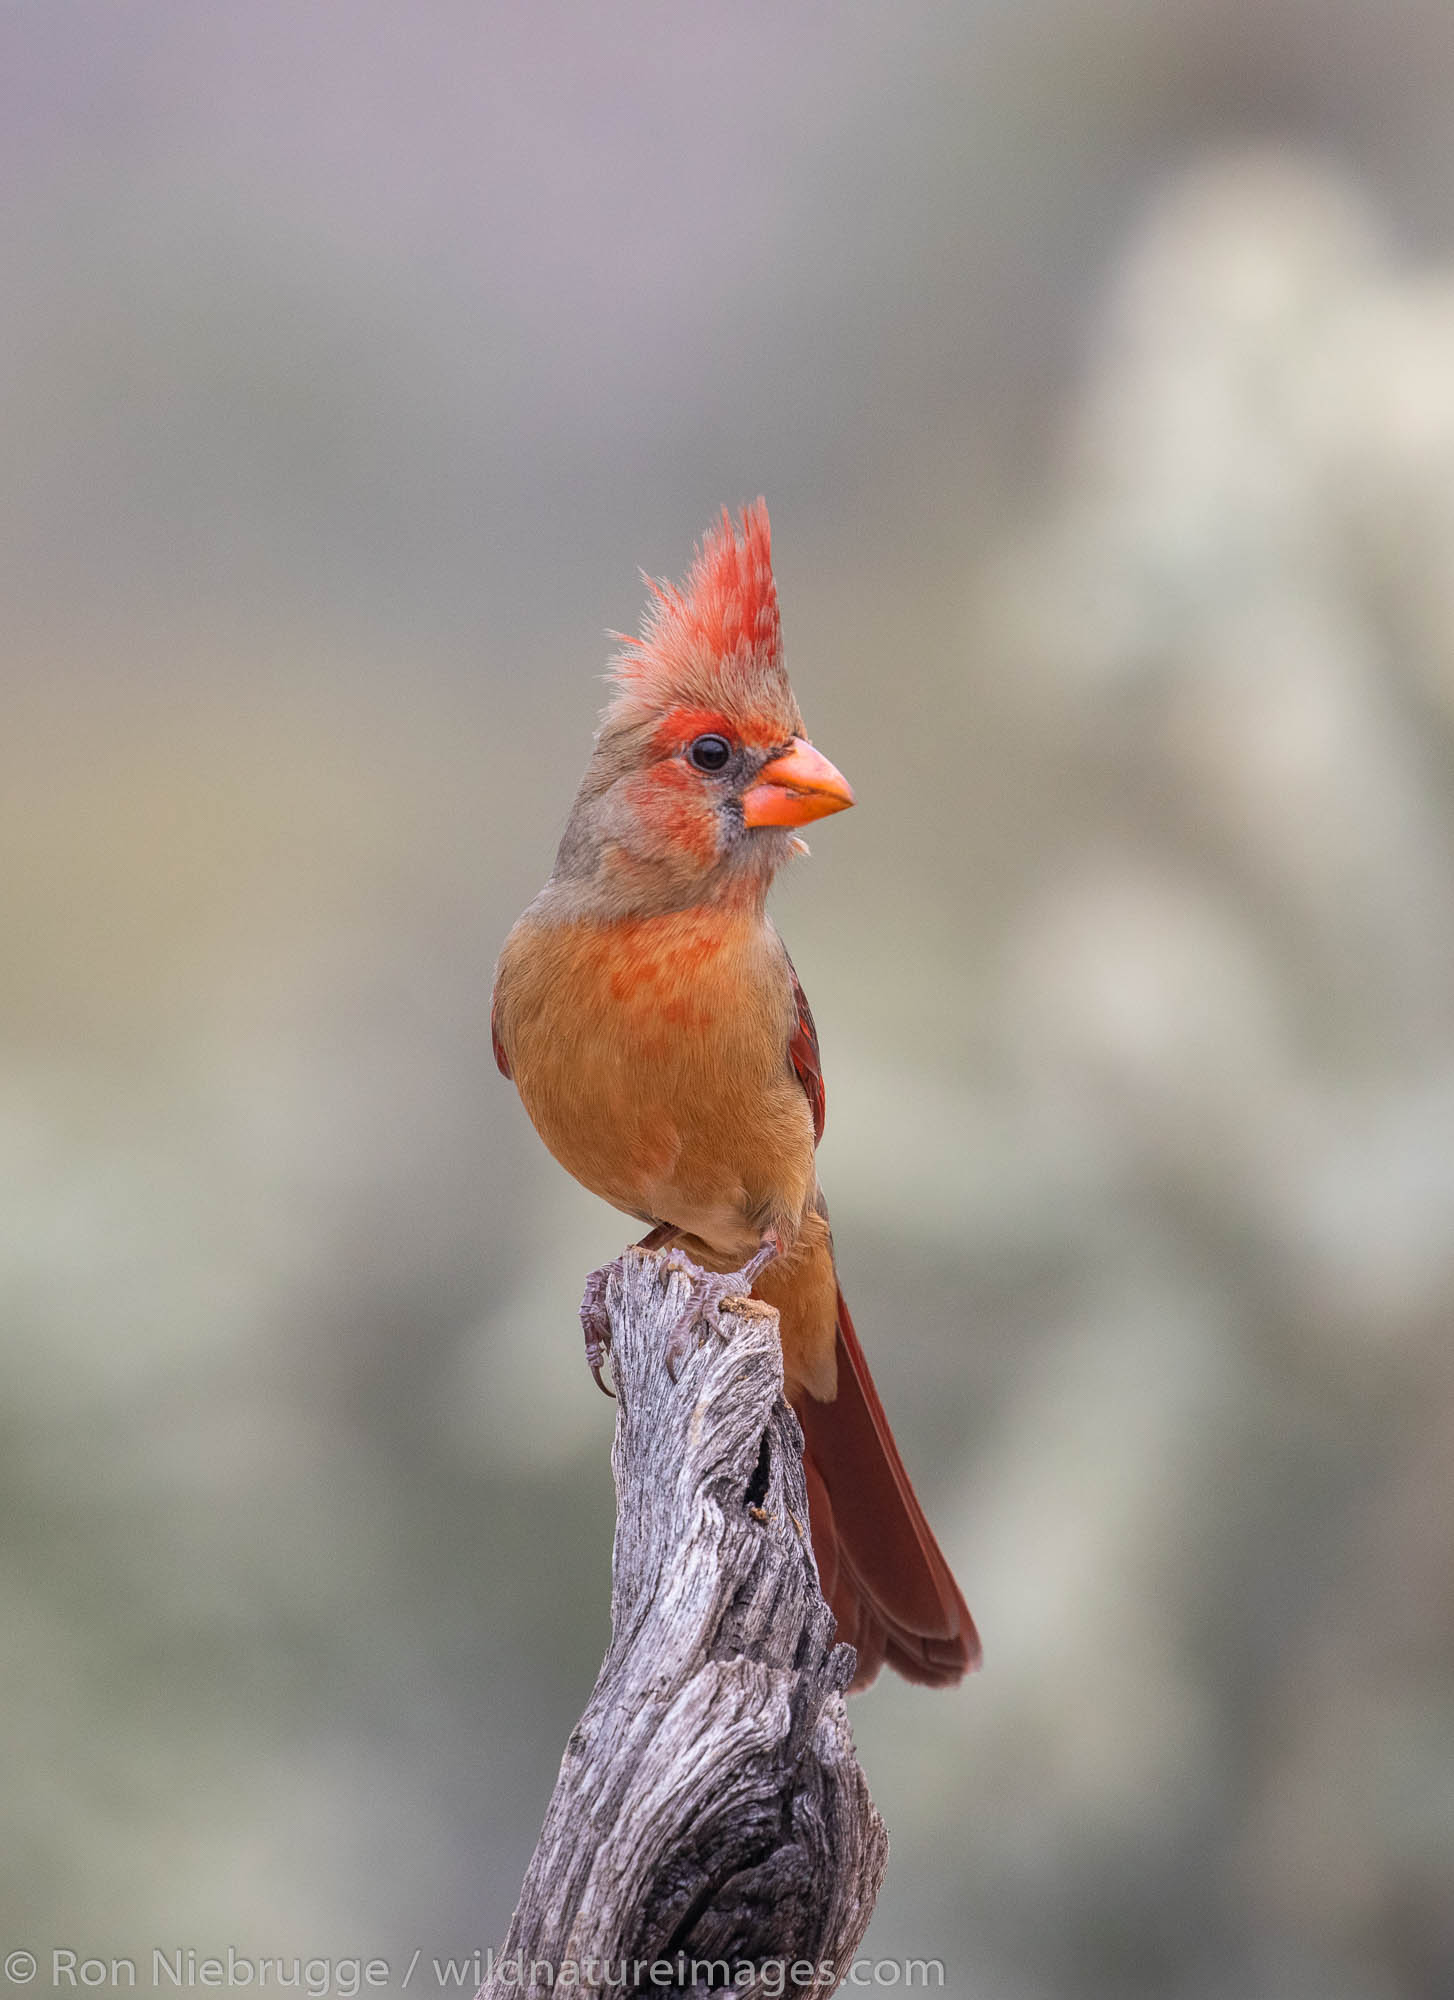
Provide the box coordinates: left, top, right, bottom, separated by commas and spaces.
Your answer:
493, 905, 818, 1262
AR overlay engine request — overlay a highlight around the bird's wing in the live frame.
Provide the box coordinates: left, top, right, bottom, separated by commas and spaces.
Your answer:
490, 991, 512, 1079
785, 955, 825, 1145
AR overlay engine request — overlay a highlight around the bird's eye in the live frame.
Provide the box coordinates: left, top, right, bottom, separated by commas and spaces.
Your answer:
687, 733, 732, 772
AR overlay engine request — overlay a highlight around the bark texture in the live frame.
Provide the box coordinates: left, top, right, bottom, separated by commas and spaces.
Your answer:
477, 1245, 887, 2000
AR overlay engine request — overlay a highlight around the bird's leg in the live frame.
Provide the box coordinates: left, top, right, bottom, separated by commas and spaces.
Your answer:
579, 1265, 615, 1397
579, 1224, 675, 1397
659, 1231, 781, 1381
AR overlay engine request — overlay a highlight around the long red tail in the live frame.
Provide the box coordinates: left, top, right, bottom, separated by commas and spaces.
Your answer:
793, 1287, 981, 1691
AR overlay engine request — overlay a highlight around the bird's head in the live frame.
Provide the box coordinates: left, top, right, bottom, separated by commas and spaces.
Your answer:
551, 501, 854, 917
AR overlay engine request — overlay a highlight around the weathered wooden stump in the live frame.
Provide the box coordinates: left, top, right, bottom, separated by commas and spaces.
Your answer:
476, 1245, 888, 1999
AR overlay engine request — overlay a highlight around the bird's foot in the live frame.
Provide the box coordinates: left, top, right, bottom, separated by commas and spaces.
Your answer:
579, 1263, 617, 1398
580, 1225, 676, 1397
659, 1237, 779, 1381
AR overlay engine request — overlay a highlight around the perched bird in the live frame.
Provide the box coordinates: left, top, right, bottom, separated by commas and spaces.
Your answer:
491, 501, 979, 1689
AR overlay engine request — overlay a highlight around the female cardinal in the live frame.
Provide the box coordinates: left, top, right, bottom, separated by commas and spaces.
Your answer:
491, 501, 979, 1689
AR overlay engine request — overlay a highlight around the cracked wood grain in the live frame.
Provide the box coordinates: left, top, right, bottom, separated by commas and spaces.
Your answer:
476, 1246, 887, 2000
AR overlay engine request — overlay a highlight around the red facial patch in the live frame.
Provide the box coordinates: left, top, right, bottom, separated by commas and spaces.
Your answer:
651, 707, 734, 756
625, 761, 719, 866
652, 705, 786, 758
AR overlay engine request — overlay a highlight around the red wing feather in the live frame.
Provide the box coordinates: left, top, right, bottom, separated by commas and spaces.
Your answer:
786, 957, 825, 1145
491, 995, 512, 1080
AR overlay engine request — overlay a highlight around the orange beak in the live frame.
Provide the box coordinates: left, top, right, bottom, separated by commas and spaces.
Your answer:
741, 737, 855, 829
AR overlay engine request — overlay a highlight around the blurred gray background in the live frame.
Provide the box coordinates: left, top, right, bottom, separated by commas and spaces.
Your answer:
5, 3, 1454, 1996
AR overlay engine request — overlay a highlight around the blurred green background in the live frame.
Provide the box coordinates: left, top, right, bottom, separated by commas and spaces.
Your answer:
5, 3, 1454, 1996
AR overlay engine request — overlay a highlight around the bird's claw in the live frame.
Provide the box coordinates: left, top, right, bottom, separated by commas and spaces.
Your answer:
659, 1242, 777, 1381
579, 1263, 616, 1398
583, 1236, 778, 1391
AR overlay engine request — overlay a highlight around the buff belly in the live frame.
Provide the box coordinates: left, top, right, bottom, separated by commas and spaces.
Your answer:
497, 913, 816, 1264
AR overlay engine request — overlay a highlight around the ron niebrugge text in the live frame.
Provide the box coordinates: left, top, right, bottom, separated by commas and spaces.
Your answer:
10, 1948, 947, 1993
